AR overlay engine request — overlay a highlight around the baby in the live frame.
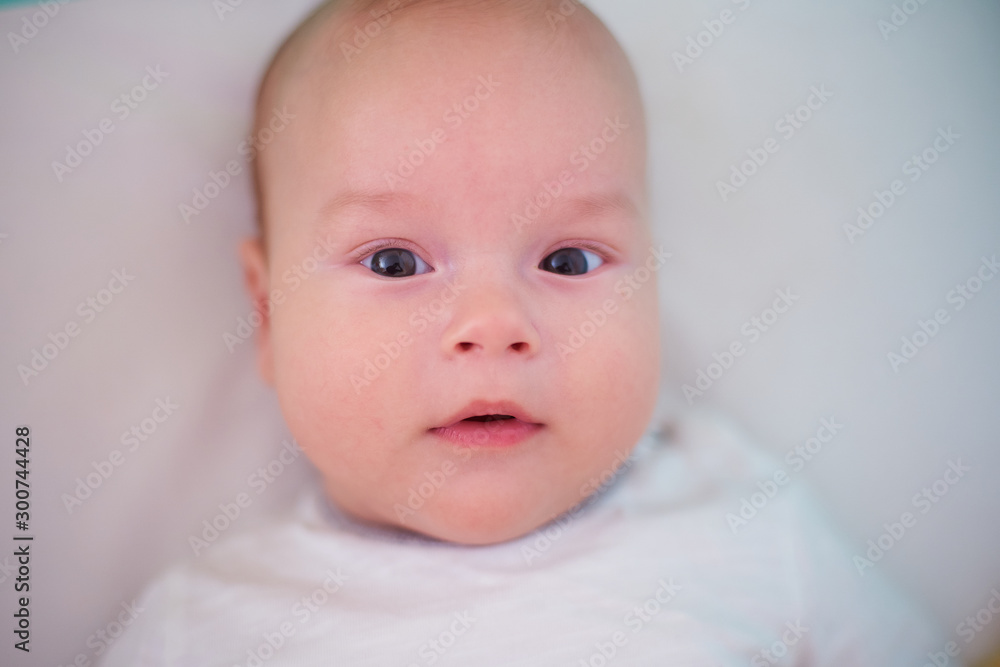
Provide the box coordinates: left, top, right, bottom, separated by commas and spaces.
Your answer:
103, 0, 949, 664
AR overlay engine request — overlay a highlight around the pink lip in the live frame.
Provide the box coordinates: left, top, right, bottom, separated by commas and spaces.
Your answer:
429, 400, 544, 448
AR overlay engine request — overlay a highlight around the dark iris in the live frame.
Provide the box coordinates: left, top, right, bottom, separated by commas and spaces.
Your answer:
370, 248, 417, 277
540, 248, 590, 275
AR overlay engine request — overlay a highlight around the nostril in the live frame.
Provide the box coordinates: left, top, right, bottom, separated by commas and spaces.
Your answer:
511, 342, 527, 352
458, 342, 475, 351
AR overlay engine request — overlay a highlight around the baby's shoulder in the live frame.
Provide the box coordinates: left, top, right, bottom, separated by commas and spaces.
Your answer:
621, 408, 818, 528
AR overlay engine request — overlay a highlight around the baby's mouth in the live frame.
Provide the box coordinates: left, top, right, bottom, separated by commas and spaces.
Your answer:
433, 400, 541, 429
429, 401, 544, 447
429, 415, 542, 448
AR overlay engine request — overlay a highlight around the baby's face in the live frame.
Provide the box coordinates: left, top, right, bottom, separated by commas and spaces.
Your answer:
243, 9, 661, 545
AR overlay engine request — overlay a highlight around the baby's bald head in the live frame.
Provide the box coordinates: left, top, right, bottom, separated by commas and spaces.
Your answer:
249, 0, 646, 247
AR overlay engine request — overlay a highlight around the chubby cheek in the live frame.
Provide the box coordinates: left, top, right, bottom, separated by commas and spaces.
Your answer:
553, 284, 661, 478
269, 284, 418, 502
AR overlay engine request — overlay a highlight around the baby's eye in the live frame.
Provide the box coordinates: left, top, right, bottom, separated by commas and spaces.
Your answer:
539, 247, 605, 276
361, 248, 432, 278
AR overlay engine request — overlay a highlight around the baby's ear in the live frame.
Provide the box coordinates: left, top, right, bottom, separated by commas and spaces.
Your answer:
238, 237, 275, 386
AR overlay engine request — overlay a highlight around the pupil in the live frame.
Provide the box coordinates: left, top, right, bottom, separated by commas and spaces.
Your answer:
372, 249, 416, 277
544, 248, 588, 275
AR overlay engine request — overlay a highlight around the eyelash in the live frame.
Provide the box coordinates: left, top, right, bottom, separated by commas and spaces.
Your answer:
549, 240, 610, 261
350, 238, 423, 263
352, 239, 613, 267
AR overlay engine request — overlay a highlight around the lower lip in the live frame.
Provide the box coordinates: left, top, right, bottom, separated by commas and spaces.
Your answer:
429, 419, 543, 448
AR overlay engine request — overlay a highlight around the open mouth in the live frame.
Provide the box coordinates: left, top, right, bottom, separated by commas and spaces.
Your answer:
430, 402, 543, 447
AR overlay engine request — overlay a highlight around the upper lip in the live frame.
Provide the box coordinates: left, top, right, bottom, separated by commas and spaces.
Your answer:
432, 399, 542, 429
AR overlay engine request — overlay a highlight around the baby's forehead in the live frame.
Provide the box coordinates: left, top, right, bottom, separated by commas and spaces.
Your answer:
253, 0, 647, 240
262, 0, 635, 117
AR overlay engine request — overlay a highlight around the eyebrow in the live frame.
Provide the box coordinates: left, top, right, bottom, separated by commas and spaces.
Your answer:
315, 189, 419, 224
559, 191, 639, 222
314, 189, 639, 230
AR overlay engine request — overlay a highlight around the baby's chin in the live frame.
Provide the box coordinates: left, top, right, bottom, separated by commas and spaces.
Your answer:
373, 485, 573, 547
399, 508, 550, 547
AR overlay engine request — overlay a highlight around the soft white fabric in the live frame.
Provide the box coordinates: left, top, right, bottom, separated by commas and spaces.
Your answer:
100, 411, 948, 666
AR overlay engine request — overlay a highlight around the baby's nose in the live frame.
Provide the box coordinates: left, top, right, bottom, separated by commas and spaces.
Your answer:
439, 286, 540, 359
